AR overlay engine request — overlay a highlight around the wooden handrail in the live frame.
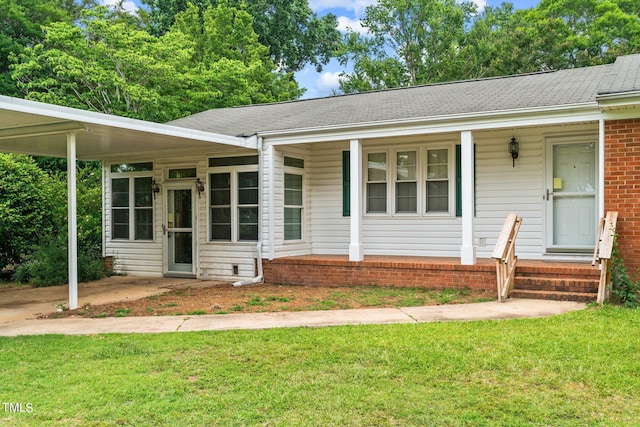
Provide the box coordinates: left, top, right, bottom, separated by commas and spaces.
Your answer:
592, 211, 618, 304
492, 213, 522, 302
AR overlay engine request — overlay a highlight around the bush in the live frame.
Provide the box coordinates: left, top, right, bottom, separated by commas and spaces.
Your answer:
0, 154, 62, 268
14, 235, 111, 287
610, 238, 640, 308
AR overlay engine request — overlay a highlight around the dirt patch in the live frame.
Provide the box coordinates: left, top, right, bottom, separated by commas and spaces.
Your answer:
40, 282, 495, 319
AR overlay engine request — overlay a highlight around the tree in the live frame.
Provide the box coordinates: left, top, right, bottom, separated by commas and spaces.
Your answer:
0, 154, 61, 269
0, 0, 103, 97
142, 0, 341, 73
10, 3, 301, 122
464, 5, 573, 78
337, 0, 640, 94
0, 0, 69, 96
338, 0, 478, 93
537, 0, 640, 67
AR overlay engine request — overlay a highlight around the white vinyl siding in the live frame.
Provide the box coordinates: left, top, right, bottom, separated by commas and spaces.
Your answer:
305, 124, 598, 260
105, 151, 262, 279
104, 162, 163, 276
264, 146, 312, 258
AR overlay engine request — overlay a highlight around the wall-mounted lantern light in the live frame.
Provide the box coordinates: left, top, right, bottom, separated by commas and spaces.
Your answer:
509, 136, 519, 167
195, 177, 205, 198
151, 179, 160, 199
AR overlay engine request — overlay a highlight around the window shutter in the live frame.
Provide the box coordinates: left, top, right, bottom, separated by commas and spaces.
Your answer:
456, 144, 476, 217
343, 151, 350, 217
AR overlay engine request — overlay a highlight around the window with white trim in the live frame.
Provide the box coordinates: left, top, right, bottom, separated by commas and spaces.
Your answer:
364, 146, 456, 216
284, 156, 304, 240
396, 151, 417, 213
367, 152, 387, 213
110, 162, 154, 241
426, 148, 449, 212
209, 156, 259, 242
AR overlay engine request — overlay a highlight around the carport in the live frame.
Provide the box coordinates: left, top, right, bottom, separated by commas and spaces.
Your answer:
0, 95, 250, 309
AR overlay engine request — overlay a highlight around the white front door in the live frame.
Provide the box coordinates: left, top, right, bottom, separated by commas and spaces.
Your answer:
166, 187, 196, 275
546, 139, 597, 251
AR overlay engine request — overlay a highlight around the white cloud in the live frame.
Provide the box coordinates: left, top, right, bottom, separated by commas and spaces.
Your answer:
309, 0, 377, 16
316, 71, 343, 92
100, 0, 138, 13
337, 16, 368, 34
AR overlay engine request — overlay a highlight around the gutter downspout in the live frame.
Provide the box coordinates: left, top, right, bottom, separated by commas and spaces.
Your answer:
232, 242, 264, 287
232, 135, 265, 287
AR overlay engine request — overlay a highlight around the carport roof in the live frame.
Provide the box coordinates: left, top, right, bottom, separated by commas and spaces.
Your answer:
0, 95, 251, 160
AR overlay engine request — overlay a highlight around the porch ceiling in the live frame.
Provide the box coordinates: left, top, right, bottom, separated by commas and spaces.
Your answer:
0, 96, 252, 161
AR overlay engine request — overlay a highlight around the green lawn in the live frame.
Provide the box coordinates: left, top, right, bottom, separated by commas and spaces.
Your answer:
1, 306, 639, 426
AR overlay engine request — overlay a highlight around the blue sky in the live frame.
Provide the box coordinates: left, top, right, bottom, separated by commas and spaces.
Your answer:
114, 0, 542, 99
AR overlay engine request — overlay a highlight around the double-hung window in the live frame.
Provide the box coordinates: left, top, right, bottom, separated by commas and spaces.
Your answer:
284, 156, 304, 240
426, 148, 450, 213
209, 156, 259, 242
110, 162, 154, 241
367, 152, 387, 213
364, 146, 456, 216
396, 151, 417, 213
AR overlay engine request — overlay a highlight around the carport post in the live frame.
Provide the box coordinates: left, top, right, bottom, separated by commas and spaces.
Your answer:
67, 132, 78, 310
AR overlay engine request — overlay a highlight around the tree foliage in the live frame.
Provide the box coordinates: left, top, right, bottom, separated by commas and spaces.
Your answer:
0, 0, 102, 97
0, 154, 60, 269
338, 0, 640, 93
142, 0, 341, 73
10, 3, 301, 122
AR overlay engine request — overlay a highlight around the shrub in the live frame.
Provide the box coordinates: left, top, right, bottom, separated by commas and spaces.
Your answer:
14, 235, 111, 287
609, 238, 640, 308
0, 154, 62, 268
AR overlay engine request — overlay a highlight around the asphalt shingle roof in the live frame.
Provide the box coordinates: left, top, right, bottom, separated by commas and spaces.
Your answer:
169, 54, 640, 137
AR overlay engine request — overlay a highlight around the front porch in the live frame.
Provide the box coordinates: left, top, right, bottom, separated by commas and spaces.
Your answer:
262, 255, 601, 302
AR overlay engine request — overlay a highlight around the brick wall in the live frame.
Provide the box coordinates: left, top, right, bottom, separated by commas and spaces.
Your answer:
605, 118, 640, 275
262, 257, 497, 291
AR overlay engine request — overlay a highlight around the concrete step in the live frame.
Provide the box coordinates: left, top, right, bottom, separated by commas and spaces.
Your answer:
510, 289, 597, 303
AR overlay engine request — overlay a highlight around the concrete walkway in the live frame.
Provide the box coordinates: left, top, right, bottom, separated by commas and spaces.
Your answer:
0, 299, 586, 337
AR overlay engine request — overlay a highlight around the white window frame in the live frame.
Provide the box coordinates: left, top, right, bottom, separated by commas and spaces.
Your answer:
283, 157, 305, 242
208, 164, 260, 243
109, 166, 155, 242
424, 145, 456, 216
363, 144, 456, 217
365, 151, 389, 214
395, 149, 418, 214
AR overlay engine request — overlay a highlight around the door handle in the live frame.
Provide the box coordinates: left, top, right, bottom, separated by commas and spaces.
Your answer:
546, 189, 554, 201
162, 224, 167, 235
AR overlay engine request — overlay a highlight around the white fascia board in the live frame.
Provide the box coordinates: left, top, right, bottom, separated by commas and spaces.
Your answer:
597, 91, 640, 117
260, 103, 602, 145
596, 90, 640, 105
0, 95, 251, 149
602, 109, 640, 120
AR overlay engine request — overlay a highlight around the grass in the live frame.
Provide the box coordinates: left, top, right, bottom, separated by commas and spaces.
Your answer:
0, 306, 639, 426
114, 308, 131, 318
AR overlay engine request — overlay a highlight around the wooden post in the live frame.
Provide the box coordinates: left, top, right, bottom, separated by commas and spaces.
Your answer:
492, 213, 522, 302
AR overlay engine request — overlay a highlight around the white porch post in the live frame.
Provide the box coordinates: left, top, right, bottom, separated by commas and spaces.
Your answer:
349, 139, 364, 261
67, 132, 78, 310
460, 131, 476, 265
